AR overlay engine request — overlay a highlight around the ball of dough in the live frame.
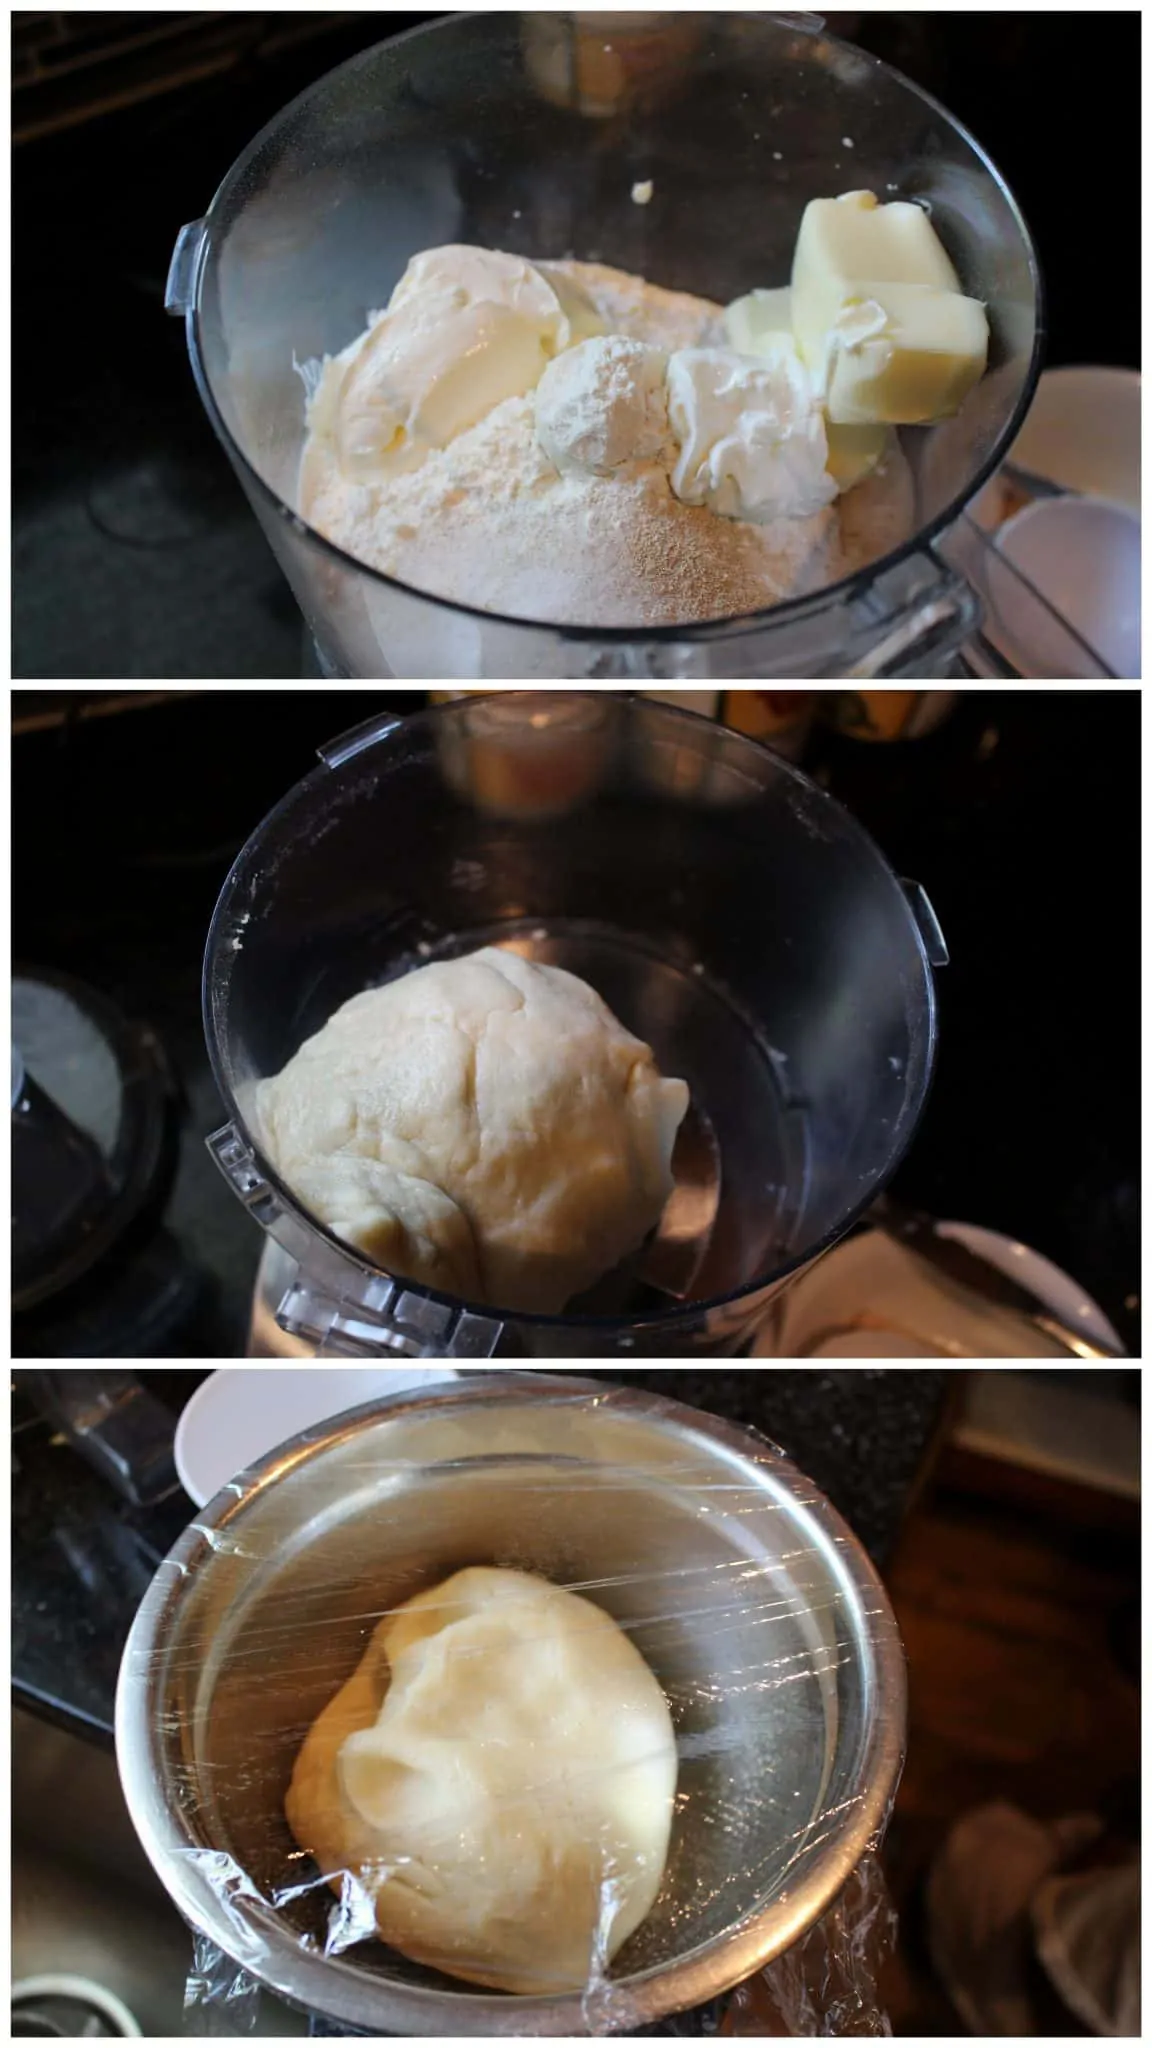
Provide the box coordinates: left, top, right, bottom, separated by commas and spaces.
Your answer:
285, 1566, 678, 1994
254, 947, 689, 1314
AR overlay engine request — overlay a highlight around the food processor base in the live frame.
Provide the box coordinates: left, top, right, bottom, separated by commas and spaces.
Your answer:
249, 1239, 316, 1358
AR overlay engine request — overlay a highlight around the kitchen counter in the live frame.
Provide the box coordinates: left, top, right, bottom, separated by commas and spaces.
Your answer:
11, 1366, 948, 1743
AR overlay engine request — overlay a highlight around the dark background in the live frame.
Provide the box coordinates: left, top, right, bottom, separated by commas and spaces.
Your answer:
12, 10, 1142, 679
11, 687, 1141, 1357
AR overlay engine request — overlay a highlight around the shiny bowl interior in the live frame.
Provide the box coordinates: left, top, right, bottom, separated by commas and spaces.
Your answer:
116, 1377, 905, 2035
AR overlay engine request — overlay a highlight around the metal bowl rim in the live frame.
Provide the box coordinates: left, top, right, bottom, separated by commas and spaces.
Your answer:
115, 1374, 906, 2035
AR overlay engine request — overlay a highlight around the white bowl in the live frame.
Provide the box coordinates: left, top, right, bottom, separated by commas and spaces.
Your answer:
1008, 364, 1141, 511
986, 496, 1141, 678
174, 1366, 458, 1506
758, 1220, 1123, 1359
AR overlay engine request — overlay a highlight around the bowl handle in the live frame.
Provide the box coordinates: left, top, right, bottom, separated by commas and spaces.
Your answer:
900, 880, 949, 967
165, 220, 206, 317
842, 547, 982, 679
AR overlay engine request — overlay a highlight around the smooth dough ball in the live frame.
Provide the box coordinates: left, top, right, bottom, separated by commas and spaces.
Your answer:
254, 947, 689, 1314
285, 1566, 678, 1994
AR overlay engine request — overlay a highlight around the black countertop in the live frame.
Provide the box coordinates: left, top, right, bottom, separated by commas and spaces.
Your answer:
13, 12, 1141, 680
11, 689, 1141, 1358
10, 1366, 947, 1743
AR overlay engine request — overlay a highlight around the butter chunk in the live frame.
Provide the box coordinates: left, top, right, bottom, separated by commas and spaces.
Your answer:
825, 283, 989, 425
824, 420, 892, 489
792, 190, 961, 376
725, 286, 793, 355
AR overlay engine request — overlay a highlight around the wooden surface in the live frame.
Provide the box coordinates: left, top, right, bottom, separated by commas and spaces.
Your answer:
879, 1452, 1139, 2035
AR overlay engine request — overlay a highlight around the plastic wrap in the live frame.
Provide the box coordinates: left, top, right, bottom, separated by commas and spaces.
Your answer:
730, 1856, 897, 2036
116, 1377, 906, 2038
183, 1854, 897, 2037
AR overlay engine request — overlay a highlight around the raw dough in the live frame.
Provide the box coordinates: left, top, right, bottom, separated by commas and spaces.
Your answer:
285, 1566, 678, 1994
255, 947, 689, 1314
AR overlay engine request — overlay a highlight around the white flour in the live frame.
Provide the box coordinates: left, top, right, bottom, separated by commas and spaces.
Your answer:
300, 260, 914, 630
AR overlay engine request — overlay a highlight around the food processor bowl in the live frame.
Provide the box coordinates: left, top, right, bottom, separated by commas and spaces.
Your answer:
115, 1374, 906, 2036
203, 694, 946, 1359
166, 11, 1042, 679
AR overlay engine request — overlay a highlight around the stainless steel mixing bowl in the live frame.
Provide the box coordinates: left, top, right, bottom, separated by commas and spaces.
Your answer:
115, 1376, 905, 2035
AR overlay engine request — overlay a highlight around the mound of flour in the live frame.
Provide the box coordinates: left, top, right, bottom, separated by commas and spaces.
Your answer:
299, 260, 913, 629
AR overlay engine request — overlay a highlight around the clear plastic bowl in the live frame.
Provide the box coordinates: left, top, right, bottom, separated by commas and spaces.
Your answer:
167, 10, 1042, 678
203, 694, 947, 1358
